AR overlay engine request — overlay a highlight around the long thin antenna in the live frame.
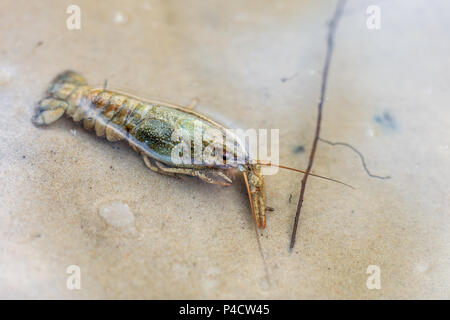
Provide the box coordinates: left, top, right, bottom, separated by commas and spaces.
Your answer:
257, 161, 354, 189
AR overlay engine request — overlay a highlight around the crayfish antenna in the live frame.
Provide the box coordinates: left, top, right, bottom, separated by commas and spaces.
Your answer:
256, 161, 355, 190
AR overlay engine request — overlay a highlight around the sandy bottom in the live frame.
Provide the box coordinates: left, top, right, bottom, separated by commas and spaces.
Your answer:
0, 0, 448, 298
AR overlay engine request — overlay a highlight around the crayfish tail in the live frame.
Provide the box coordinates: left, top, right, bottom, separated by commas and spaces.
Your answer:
33, 71, 89, 126
48, 70, 87, 94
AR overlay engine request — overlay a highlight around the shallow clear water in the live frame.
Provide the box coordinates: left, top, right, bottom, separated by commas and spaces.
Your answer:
0, 0, 449, 299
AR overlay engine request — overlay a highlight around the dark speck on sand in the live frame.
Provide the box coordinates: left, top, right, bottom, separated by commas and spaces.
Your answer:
294, 145, 305, 153
375, 111, 397, 130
